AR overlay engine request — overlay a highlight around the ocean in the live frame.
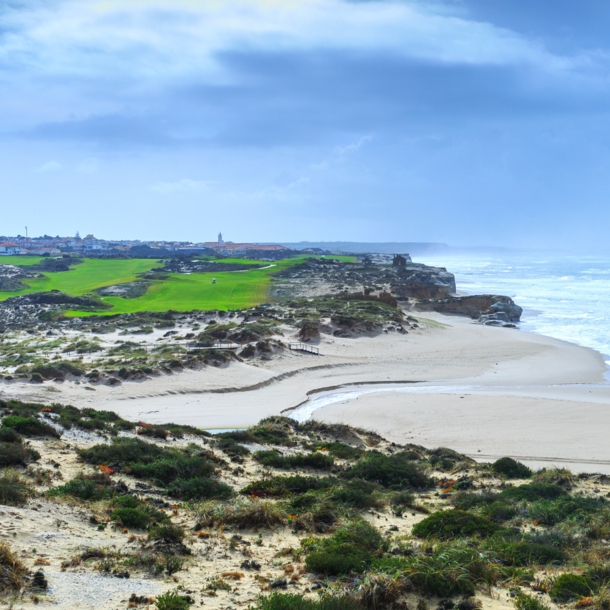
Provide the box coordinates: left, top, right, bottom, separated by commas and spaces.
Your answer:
419, 252, 610, 366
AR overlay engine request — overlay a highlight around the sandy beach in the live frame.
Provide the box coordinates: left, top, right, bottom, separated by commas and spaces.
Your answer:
3, 312, 609, 472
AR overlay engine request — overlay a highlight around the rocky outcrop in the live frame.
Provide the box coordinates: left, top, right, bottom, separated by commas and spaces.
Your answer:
413, 294, 522, 325
390, 264, 456, 300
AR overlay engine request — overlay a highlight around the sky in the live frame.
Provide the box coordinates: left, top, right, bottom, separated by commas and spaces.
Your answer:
1, 0, 609, 247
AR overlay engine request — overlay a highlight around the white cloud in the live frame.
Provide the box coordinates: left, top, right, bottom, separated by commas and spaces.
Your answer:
38, 161, 61, 172
151, 178, 211, 193
0, 0, 581, 86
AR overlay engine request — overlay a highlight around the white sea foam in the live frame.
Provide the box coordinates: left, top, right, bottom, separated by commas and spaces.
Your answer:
421, 252, 610, 362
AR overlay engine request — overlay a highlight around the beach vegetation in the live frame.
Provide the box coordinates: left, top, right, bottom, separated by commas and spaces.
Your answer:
155, 590, 192, 610
0, 470, 34, 506
1, 415, 60, 438
254, 450, 334, 470
549, 573, 594, 602
492, 457, 533, 479
412, 510, 498, 540
345, 451, 432, 489
254, 593, 363, 610
513, 593, 551, 610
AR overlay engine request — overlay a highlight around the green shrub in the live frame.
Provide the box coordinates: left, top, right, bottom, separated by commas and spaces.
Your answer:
242, 476, 335, 498
254, 593, 363, 610
213, 437, 251, 456
128, 456, 215, 486
111, 507, 153, 529
412, 509, 498, 540
497, 542, 565, 566
49, 474, 114, 502
452, 491, 499, 510
500, 483, 565, 503
305, 521, 384, 576
79, 437, 165, 468
331, 480, 379, 508
404, 544, 494, 597
0, 428, 22, 443
254, 450, 334, 470
528, 496, 606, 526
514, 593, 551, 610
345, 452, 431, 489
0, 442, 32, 467
482, 501, 518, 523
166, 477, 233, 501
549, 573, 593, 602
492, 457, 532, 479
149, 523, 185, 543
1, 416, 60, 438
0, 470, 34, 507
156, 591, 192, 610
318, 442, 364, 461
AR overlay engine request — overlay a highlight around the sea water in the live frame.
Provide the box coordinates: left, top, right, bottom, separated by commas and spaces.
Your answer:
419, 252, 610, 366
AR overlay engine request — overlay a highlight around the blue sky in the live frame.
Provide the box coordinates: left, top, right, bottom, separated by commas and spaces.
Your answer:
1, 0, 609, 247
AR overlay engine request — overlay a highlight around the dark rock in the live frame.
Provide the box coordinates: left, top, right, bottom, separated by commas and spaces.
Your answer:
30, 570, 48, 591
414, 294, 522, 323
270, 578, 287, 589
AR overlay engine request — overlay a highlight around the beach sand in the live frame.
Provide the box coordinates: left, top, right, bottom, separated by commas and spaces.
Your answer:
2, 313, 609, 472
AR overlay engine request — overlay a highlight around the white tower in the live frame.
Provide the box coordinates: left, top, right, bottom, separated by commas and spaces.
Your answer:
218, 232, 224, 245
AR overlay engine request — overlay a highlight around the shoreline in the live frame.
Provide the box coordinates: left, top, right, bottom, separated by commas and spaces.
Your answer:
3, 312, 610, 472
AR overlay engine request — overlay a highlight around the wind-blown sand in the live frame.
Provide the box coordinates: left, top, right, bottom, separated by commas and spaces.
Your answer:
3, 313, 609, 472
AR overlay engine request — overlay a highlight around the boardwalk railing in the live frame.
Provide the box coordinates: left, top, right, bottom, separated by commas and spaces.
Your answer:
289, 343, 320, 355
187, 341, 240, 351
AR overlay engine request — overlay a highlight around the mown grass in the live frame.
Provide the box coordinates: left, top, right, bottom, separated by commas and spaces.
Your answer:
1, 254, 356, 314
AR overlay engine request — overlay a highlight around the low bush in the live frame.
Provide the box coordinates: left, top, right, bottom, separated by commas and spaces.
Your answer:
513, 593, 551, 610
254, 450, 334, 470
149, 523, 185, 543
255, 593, 363, 610
496, 542, 565, 566
111, 507, 154, 529
0, 441, 35, 467
128, 456, 215, 486
549, 573, 594, 602
527, 496, 606, 526
452, 491, 499, 510
2, 416, 60, 438
316, 442, 364, 461
79, 437, 165, 468
492, 457, 532, 479
305, 521, 384, 576
0, 470, 34, 507
0, 427, 22, 443
213, 436, 251, 456
156, 591, 192, 610
330, 480, 380, 509
166, 477, 233, 501
404, 544, 495, 597
482, 501, 518, 523
345, 452, 431, 489
196, 499, 286, 529
49, 473, 114, 502
412, 509, 498, 540
242, 476, 335, 498
499, 483, 565, 503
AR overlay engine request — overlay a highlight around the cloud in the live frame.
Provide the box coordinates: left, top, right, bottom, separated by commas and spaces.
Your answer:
38, 161, 61, 172
151, 178, 211, 193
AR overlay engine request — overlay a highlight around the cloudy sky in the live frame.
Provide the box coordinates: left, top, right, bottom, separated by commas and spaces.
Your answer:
1, 0, 608, 247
